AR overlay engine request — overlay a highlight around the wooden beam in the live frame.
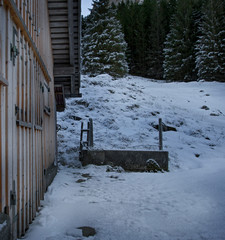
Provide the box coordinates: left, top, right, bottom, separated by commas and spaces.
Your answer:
50, 21, 68, 28
52, 44, 69, 50
34, 125, 42, 131
48, 2, 68, 9
0, 73, 8, 86
54, 59, 70, 64
48, 9, 68, 16
53, 66, 75, 76
16, 120, 33, 129
53, 55, 69, 60
49, 15, 68, 22
50, 27, 68, 34
44, 107, 51, 116
52, 49, 69, 55
52, 38, 69, 44
3, 0, 52, 82
51, 33, 68, 39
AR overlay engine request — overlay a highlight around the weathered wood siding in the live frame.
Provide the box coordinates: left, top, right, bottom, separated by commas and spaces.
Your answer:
49, 0, 81, 99
0, 1, 56, 239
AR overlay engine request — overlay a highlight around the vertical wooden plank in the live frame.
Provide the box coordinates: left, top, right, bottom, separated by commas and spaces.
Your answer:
25, 42, 30, 229
26, 127, 30, 228
0, 85, 2, 212
25, 0, 28, 28
21, 34, 26, 236
36, 63, 39, 211
0, 89, 7, 210
36, 64, 38, 126
77, 0, 82, 91
38, 70, 42, 202
35, 0, 38, 46
25, 42, 28, 123
25, 127, 29, 229
36, 0, 39, 47
12, 22, 19, 240
34, 0, 36, 43
29, 127, 32, 223
68, 0, 74, 65
16, 28, 22, 238
22, 0, 25, 24
29, 51, 33, 223
0, 5, 4, 213
40, 76, 44, 200
5, 9, 18, 239
31, 56, 36, 220
31, 0, 34, 40
24, 42, 27, 233
5, 8, 10, 218
35, 130, 37, 213
32, 59, 37, 218
35, 130, 38, 211
42, 111, 46, 193
20, 0, 23, 21
29, 0, 32, 34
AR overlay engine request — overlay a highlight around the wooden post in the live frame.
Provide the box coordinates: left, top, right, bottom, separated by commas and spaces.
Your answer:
87, 121, 90, 147
159, 118, 163, 151
89, 118, 93, 147
80, 121, 83, 151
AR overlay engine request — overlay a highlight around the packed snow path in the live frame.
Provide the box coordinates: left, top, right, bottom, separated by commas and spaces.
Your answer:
23, 75, 225, 240
24, 163, 225, 240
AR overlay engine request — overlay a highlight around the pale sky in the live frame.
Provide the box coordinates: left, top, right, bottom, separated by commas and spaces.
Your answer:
81, 0, 93, 16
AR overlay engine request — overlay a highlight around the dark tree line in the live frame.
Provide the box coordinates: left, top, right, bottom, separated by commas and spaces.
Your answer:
82, 0, 225, 81
117, 0, 225, 81
117, 0, 174, 79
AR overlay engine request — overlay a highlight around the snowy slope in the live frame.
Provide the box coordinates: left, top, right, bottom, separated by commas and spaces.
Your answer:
57, 74, 225, 170
23, 75, 225, 240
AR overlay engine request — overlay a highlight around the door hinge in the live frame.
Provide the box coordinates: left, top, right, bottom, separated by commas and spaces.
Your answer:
10, 190, 16, 206
10, 44, 19, 65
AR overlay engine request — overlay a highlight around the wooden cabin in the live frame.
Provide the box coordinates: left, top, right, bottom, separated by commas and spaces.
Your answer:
0, 0, 81, 239
49, 0, 82, 111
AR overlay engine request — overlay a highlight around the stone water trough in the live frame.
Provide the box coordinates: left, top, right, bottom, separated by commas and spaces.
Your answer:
80, 118, 169, 172
80, 149, 169, 172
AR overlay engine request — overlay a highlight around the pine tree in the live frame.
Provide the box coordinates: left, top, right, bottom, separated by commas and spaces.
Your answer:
117, 0, 174, 79
163, 0, 199, 81
144, 0, 160, 78
145, 0, 171, 79
117, 1, 146, 76
82, 0, 128, 78
195, 0, 225, 81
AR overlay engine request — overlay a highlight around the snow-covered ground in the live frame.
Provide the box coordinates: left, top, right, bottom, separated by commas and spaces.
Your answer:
23, 75, 225, 240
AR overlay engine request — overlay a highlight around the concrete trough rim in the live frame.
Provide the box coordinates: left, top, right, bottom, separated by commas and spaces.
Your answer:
80, 149, 169, 172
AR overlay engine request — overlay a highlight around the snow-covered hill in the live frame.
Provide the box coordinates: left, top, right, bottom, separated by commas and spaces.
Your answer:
57, 74, 225, 171
23, 75, 225, 240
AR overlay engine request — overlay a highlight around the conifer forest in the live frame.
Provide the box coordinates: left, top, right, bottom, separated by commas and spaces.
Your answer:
82, 0, 225, 81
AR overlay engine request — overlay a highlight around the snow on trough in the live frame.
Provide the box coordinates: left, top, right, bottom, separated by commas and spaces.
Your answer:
23, 75, 225, 240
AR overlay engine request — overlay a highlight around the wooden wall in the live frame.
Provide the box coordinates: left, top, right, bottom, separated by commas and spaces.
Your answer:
49, 0, 81, 99
0, 0, 56, 239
